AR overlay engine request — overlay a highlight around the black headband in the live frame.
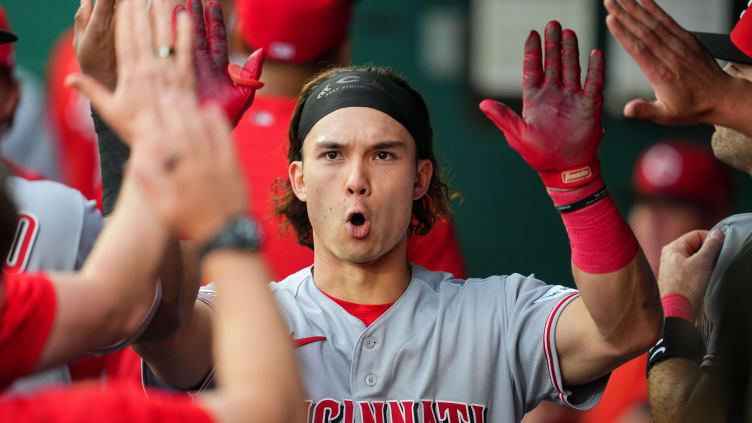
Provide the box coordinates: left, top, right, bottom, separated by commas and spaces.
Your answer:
297, 71, 425, 149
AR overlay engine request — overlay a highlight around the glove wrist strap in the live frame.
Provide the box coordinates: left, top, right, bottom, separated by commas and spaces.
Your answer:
539, 160, 602, 190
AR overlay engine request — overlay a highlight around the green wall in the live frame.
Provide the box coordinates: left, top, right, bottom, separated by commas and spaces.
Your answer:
6, 0, 752, 285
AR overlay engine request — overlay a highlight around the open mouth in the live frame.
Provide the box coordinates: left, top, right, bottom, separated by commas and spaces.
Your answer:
350, 213, 366, 226
346, 211, 371, 239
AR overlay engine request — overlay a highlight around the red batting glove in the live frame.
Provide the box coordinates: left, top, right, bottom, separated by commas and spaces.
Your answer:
177, 0, 264, 127
480, 21, 605, 191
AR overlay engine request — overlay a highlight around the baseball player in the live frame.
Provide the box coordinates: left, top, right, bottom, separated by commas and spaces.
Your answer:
229, 0, 467, 280
1, 5, 304, 419
0, 8, 105, 393
0, 3, 192, 392
580, 142, 733, 423
605, 0, 752, 421
112, 18, 663, 422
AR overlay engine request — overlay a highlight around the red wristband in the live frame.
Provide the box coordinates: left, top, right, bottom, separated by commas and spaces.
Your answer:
547, 177, 639, 274
661, 294, 693, 322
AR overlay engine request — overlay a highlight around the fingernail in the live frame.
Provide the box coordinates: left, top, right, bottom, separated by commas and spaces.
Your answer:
709, 229, 724, 241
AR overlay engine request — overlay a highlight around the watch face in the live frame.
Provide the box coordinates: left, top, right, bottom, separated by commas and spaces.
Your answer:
232, 217, 264, 249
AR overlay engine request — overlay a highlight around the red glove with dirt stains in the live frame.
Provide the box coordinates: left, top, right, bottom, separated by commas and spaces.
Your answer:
480, 21, 605, 190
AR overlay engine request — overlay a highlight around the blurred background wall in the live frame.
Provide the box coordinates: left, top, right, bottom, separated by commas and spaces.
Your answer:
6, 0, 752, 284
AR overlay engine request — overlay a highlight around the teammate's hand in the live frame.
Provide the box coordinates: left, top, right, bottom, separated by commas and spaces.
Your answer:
129, 100, 246, 243
73, 0, 118, 91
67, 0, 195, 143
480, 21, 605, 190
604, 0, 734, 125
66, 0, 195, 144
183, 0, 264, 126
658, 229, 724, 322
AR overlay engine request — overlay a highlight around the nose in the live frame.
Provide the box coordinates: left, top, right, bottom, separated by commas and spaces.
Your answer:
345, 159, 370, 196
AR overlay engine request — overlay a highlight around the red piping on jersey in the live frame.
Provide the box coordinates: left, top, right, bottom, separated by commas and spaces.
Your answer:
293, 336, 327, 348
544, 292, 580, 407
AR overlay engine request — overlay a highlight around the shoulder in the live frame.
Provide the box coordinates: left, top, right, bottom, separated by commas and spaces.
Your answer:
410, 263, 560, 305
270, 266, 314, 296
8, 177, 94, 214
709, 213, 752, 282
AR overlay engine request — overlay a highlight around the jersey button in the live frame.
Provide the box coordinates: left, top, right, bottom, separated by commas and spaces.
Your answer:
364, 337, 377, 349
365, 374, 377, 386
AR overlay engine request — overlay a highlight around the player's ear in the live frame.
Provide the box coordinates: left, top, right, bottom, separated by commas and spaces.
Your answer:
289, 161, 307, 202
413, 159, 432, 200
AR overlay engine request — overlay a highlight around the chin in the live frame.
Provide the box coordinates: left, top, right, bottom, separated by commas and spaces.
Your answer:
335, 239, 397, 265
336, 252, 378, 265
712, 126, 752, 173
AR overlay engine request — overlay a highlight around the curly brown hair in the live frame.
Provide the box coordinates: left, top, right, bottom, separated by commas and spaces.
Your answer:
273, 65, 453, 248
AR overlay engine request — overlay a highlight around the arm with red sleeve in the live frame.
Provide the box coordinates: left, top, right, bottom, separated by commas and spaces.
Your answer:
480, 21, 662, 388
0, 174, 166, 389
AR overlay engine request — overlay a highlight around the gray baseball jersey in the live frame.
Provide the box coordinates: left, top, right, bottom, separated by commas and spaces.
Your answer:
144, 264, 609, 422
4, 176, 104, 394
701, 213, 752, 368
5, 176, 103, 274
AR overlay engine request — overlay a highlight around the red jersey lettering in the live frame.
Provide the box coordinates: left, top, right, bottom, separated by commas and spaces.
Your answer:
436, 401, 471, 423
305, 400, 485, 423
359, 401, 386, 423
470, 404, 486, 423
420, 400, 438, 423
314, 399, 343, 423
388, 400, 416, 423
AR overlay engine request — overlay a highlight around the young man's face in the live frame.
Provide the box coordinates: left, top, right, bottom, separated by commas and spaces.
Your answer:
289, 106, 432, 265
711, 62, 752, 174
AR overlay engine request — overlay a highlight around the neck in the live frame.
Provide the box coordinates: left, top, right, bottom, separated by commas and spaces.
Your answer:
312, 238, 412, 305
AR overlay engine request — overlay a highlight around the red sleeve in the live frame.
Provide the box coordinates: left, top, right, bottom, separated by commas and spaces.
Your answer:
0, 272, 57, 390
406, 216, 467, 279
0, 382, 214, 423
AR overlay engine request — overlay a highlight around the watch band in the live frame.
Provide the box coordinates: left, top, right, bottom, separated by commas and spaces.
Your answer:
199, 215, 263, 259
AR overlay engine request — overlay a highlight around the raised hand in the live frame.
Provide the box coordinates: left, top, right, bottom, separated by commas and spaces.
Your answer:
129, 101, 246, 243
658, 229, 724, 322
604, 0, 734, 125
182, 0, 264, 126
67, 0, 194, 144
480, 21, 605, 190
73, 0, 118, 90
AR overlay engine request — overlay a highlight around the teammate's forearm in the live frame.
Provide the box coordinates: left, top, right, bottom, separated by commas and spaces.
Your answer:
132, 237, 185, 343
647, 359, 702, 423
203, 250, 305, 422
92, 108, 130, 217
80, 178, 169, 340
132, 241, 215, 390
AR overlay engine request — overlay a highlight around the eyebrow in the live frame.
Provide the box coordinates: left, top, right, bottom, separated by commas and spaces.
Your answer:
372, 141, 406, 150
312, 141, 345, 150
312, 140, 407, 150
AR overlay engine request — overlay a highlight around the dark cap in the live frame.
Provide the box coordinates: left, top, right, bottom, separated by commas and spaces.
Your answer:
0, 29, 16, 44
692, 7, 752, 65
0, 6, 16, 68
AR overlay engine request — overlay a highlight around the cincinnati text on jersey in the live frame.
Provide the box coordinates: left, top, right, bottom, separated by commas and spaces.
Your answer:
303, 399, 487, 423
